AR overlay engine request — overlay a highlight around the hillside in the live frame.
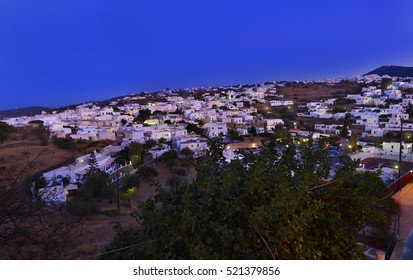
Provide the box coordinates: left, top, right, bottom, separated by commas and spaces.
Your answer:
0, 107, 51, 118
365, 65, 413, 77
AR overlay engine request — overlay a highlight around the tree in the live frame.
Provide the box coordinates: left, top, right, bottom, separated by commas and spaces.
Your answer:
0, 121, 15, 143
124, 173, 140, 189
0, 151, 77, 259
407, 103, 413, 118
152, 110, 165, 119
34, 176, 47, 190
28, 120, 44, 126
115, 147, 131, 166
334, 97, 356, 106
128, 142, 144, 168
144, 139, 157, 150
135, 109, 151, 123
340, 113, 351, 137
86, 152, 99, 175
348, 133, 360, 153
53, 136, 78, 152
186, 123, 203, 135
137, 165, 159, 181
82, 170, 112, 201
180, 147, 194, 159
272, 124, 291, 144
103, 137, 397, 260
227, 129, 243, 141
381, 78, 392, 90
61, 175, 71, 186
161, 150, 178, 170
180, 147, 194, 171
66, 187, 99, 217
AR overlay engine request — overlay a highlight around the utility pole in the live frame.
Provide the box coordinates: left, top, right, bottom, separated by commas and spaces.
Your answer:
397, 117, 403, 238
398, 118, 403, 185
116, 160, 120, 211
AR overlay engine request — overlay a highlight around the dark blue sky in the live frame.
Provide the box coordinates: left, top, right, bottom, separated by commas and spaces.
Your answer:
1, 0, 412, 110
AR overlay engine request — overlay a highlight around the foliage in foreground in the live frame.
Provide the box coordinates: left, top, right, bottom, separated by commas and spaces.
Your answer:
0, 152, 77, 259
103, 137, 397, 260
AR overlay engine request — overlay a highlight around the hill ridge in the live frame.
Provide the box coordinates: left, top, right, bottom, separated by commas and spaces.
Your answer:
365, 65, 413, 77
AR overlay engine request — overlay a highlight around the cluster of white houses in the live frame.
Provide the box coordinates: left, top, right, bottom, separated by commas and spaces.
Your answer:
3, 83, 288, 154
3, 83, 291, 204
4, 76, 413, 203
298, 79, 413, 139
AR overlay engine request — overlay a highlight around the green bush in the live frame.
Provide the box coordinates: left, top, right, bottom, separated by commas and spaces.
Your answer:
0, 122, 14, 143
53, 136, 78, 150
137, 165, 159, 180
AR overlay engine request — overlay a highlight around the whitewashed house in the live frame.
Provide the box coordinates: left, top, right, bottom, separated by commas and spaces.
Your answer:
97, 129, 117, 141
151, 129, 172, 141
370, 127, 384, 137
170, 125, 188, 138
43, 144, 130, 185
148, 144, 171, 159
384, 89, 402, 100
132, 129, 145, 143
164, 113, 183, 123
255, 127, 265, 134
314, 124, 343, 135
382, 142, 412, 154
265, 119, 284, 131
231, 117, 243, 124
402, 98, 413, 108
270, 100, 294, 107
237, 127, 249, 136
204, 122, 228, 138
175, 135, 208, 155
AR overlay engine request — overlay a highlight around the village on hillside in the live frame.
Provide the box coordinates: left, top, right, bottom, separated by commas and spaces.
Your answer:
2, 74, 413, 204
2, 73, 413, 259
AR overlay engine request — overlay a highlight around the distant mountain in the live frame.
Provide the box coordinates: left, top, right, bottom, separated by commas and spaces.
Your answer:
0, 107, 51, 118
364, 65, 413, 77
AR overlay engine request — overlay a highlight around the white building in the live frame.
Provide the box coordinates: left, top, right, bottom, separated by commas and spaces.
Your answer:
314, 124, 344, 135
148, 144, 170, 159
255, 127, 265, 134
382, 142, 412, 154
384, 89, 402, 100
42, 144, 129, 185
270, 100, 294, 107
203, 122, 228, 138
152, 129, 172, 141
265, 119, 284, 131
175, 135, 208, 156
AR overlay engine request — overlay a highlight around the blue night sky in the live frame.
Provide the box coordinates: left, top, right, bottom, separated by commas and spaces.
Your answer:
1, 0, 412, 110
